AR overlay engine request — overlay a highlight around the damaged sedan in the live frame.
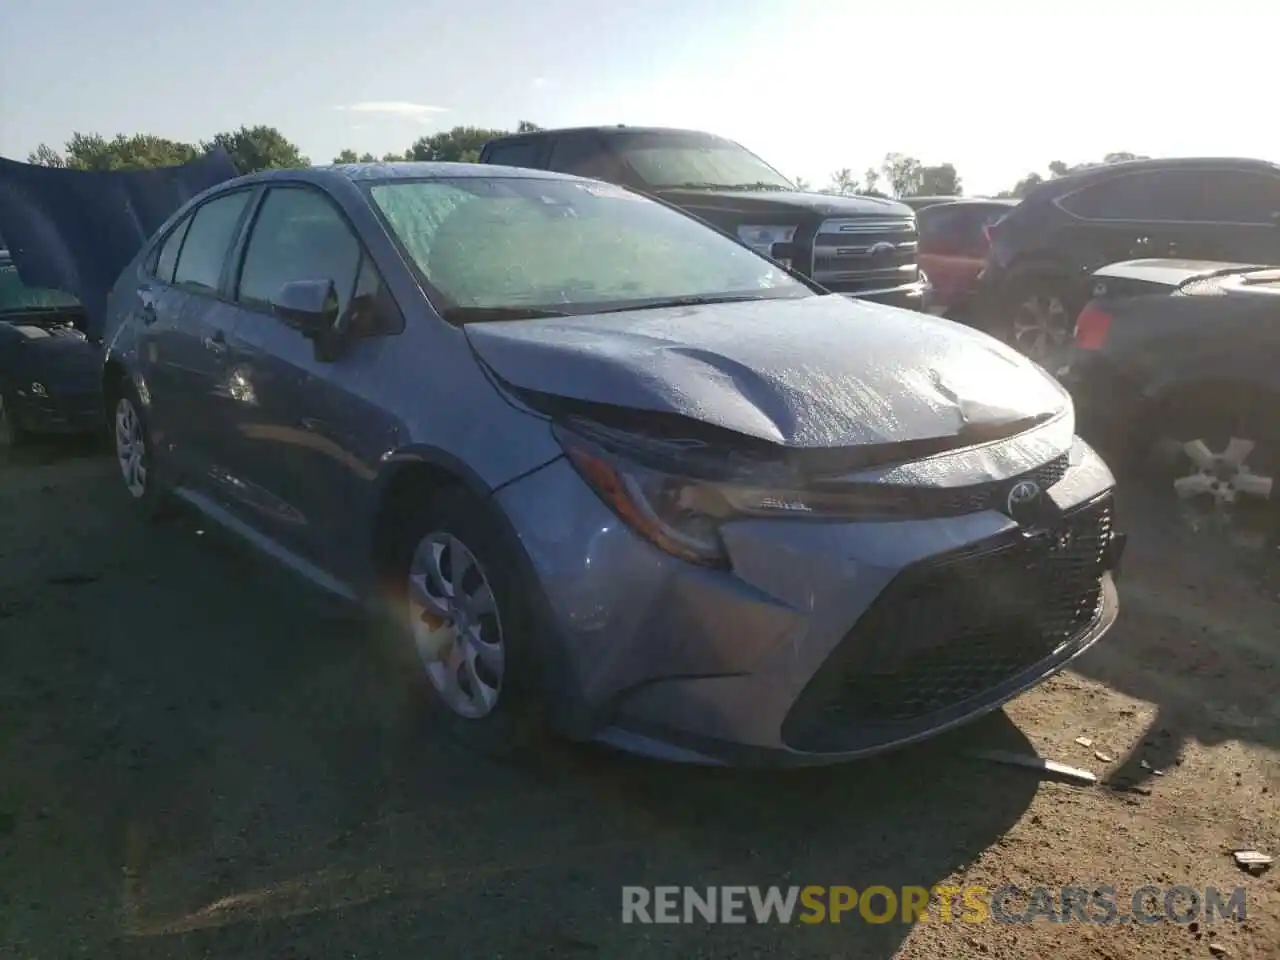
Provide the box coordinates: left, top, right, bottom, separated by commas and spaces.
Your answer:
100, 162, 1125, 765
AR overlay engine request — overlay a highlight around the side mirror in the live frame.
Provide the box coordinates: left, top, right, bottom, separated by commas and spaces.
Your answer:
271, 279, 338, 337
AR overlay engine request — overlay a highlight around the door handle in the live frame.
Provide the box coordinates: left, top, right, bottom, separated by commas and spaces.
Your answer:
203, 330, 229, 355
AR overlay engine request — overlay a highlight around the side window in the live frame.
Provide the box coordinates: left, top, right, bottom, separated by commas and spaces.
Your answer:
918, 206, 966, 252
172, 191, 252, 293
549, 137, 630, 183
237, 187, 361, 317
1060, 171, 1201, 221
483, 141, 544, 169
1198, 172, 1280, 224
152, 217, 191, 283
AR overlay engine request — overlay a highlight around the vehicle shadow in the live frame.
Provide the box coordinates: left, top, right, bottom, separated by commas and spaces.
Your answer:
1, 474, 1044, 960
1071, 486, 1280, 788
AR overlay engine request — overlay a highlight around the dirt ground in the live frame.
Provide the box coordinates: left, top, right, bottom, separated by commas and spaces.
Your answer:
2, 438, 1277, 960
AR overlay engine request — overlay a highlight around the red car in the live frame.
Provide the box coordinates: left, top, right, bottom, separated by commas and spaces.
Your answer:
917, 198, 1017, 319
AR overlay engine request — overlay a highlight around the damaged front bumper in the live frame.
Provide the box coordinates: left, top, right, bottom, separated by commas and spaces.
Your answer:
496, 433, 1124, 767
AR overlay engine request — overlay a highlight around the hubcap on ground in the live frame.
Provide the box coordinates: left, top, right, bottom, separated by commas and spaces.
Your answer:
1012, 294, 1071, 362
407, 532, 505, 719
1173, 437, 1274, 506
114, 397, 148, 498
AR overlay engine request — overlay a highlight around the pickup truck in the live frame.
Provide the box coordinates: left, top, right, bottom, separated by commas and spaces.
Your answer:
479, 126, 931, 311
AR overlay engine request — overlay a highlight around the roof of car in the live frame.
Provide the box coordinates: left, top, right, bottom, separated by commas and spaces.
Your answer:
208, 161, 583, 190
484, 125, 729, 144
1022, 156, 1280, 201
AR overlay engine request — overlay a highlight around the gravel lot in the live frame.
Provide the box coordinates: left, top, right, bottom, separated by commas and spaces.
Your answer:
2, 438, 1277, 959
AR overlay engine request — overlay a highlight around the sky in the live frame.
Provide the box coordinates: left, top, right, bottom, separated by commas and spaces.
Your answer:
2, 0, 1276, 196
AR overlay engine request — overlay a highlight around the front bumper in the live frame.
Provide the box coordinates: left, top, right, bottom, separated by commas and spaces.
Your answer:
497, 439, 1123, 766
841, 277, 932, 312
7, 386, 103, 435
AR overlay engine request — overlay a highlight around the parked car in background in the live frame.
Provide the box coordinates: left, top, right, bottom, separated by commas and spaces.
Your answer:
899, 195, 970, 212
976, 157, 1280, 362
1058, 258, 1279, 515
478, 126, 932, 312
96, 162, 1122, 766
917, 198, 1017, 319
0, 250, 101, 446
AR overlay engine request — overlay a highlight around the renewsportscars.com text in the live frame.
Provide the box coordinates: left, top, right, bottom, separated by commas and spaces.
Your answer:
621, 884, 1248, 925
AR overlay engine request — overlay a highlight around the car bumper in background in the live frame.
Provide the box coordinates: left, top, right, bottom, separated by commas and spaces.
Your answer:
7, 387, 103, 435
842, 277, 932, 313
496, 441, 1123, 767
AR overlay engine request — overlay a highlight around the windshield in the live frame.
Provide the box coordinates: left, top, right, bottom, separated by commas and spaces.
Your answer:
608, 132, 795, 191
0, 258, 81, 314
366, 176, 811, 319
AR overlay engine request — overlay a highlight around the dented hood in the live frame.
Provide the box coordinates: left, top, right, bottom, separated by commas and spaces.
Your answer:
465, 294, 1069, 449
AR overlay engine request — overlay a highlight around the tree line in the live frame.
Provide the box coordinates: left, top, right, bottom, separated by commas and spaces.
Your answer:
22, 123, 1144, 201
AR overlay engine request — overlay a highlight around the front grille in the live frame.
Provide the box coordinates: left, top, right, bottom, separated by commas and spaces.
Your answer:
811, 216, 918, 292
932, 452, 1070, 515
782, 494, 1114, 753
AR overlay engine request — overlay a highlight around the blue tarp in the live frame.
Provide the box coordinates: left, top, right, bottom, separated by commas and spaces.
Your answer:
0, 148, 240, 340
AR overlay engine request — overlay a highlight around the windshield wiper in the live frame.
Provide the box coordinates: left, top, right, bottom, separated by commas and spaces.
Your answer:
659, 181, 790, 192
442, 306, 571, 324
595, 294, 770, 314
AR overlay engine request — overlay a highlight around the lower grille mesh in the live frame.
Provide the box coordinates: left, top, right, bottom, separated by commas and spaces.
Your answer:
782, 495, 1114, 752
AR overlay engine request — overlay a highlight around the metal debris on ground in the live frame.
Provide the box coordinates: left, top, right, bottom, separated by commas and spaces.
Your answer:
965, 749, 1097, 785
1231, 849, 1272, 874
1074, 736, 1093, 748
1139, 759, 1164, 775
1094, 750, 1114, 763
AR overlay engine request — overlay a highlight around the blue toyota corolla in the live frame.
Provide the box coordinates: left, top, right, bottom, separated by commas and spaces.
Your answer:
100, 162, 1124, 766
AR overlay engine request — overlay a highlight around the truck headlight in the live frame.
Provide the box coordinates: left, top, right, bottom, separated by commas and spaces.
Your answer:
736, 224, 799, 258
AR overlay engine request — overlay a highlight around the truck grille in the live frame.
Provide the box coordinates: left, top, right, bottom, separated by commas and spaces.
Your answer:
781, 494, 1114, 753
811, 216, 919, 294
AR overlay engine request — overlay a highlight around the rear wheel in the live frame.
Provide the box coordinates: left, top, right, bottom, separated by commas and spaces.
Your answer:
109, 379, 170, 518
997, 270, 1081, 363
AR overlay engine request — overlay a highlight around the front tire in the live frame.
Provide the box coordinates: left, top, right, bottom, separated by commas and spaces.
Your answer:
392, 488, 546, 756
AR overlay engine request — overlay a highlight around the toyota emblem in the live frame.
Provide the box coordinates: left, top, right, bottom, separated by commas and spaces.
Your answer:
1005, 479, 1042, 523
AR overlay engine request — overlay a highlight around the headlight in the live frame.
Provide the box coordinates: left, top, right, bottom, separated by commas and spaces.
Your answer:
736, 224, 799, 258
29, 382, 48, 398
554, 423, 910, 569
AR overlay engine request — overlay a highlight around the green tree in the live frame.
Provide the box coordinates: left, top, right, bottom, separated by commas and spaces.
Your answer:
334, 149, 378, 164
28, 132, 199, 170
200, 125, 307, 173
879, 152, 923, 197
793, 176, 811, 192
827, 167, 861, 195
916, 162, 961, 197
405, 121, 542, 163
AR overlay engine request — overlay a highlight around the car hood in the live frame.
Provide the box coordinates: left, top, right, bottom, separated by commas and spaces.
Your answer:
465, 294, 1069, 450
653, 187, 913, 221
0, 149, 240, 341
1092, 258, 1270, 291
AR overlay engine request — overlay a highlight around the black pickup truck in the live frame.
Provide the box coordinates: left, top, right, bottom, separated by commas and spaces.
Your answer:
479, 126, 931, 312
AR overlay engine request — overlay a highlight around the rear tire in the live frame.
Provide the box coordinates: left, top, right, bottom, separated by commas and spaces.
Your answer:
388, 487, 549, 758
108, 378, 171, 520
994, 269, 1081, 364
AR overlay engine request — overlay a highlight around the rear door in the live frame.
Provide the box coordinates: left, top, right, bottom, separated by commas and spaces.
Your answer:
1055, 170, 1197, 271
140, 189, 254, 485
1175, 169, 1280, 264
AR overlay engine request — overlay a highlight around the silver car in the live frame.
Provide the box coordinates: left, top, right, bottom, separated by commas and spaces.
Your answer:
101, 162, 1125, 765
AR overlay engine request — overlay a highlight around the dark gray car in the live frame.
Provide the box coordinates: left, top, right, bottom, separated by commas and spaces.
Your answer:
100, 162, 1125, 766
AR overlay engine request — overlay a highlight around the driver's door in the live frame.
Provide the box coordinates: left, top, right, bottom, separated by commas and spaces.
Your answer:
218, 185, 379, 565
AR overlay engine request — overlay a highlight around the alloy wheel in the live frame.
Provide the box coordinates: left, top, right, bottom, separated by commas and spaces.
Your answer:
114, 397, 148, 499
1172, 437, 1274, 507
407, 531, 506, 719
1011, 293, 1072, 362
